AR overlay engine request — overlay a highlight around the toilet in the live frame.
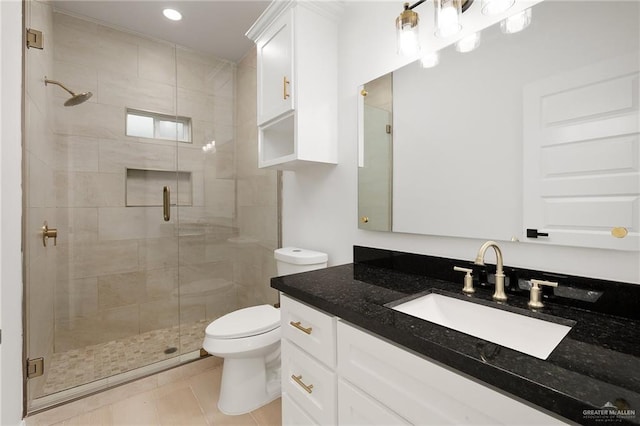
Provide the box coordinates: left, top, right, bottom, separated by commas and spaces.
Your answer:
202, 247, 328, 415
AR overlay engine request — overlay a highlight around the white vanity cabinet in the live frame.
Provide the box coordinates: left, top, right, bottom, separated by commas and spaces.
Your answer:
337, 321, 567, 425
280, 294, 337, 425
280, 294, 568, 425
246, 1, 340, 169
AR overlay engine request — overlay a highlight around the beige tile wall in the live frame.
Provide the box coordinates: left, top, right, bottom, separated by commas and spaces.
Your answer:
50, 11, 240, 354
235, 49, 279, 309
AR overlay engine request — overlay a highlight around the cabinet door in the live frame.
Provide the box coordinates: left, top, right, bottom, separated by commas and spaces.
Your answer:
338, 379, 410, 425
337, 321, 568, 425
280, 294, 336, 368
257, 9, 294, 125
282, 392, 318, 426
282, 340, 337, 425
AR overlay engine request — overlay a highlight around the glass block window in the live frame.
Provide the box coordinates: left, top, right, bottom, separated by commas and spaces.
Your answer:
126, 108, 191, 143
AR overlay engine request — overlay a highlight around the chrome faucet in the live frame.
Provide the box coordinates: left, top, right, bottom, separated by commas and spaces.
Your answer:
474, 241, 507, 302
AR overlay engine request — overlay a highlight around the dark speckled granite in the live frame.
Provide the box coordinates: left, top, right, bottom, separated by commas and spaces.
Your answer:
271, 246, 640, 425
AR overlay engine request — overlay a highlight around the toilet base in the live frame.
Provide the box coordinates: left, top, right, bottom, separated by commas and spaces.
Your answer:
217, 356, 281, 415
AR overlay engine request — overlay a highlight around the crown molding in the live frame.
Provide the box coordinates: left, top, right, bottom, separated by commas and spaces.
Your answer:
245, 1, 345, 42
245, 0, 295, 42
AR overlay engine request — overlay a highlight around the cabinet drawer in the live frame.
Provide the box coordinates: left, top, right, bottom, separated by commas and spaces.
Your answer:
282, 339, 336, 425
338, 379, 410, 425
337, 321, 567, 425
282, 392, 318, 426
280, 294, 336, 367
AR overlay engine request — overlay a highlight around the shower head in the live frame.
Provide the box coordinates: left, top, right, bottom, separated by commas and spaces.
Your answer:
44, 77, 93, 107
63, 92, 93, 107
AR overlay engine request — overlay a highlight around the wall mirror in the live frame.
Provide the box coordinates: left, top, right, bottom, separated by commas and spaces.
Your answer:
358, 0, 639, 250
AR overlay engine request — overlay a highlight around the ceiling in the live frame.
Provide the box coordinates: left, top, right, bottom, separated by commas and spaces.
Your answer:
52, 1, 271, 62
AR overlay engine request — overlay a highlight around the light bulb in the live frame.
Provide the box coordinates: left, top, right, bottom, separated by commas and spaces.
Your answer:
435, 0, 462, 38
396, 5, 420, 57
420, 52, 440, 68
481, 0, 515, 15
501, 9, 532, 34
163, 8, 182, 21
398, 26, 420, 56
456, 32, 481, 53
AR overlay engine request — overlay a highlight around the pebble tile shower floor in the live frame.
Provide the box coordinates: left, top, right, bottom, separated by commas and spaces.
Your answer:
43, 319, 210, 395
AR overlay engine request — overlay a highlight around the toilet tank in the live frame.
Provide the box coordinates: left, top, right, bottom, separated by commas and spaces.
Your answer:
274, 247, 328, 276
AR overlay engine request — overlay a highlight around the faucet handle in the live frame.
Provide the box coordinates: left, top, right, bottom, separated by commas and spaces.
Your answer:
453, 266, 475, 294
528, 279, 558, 309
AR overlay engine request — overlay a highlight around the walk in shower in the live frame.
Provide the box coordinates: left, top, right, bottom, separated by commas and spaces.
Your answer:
24, 1, 278, 412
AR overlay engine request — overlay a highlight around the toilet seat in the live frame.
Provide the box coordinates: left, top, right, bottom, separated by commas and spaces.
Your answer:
205, 304, 280, 339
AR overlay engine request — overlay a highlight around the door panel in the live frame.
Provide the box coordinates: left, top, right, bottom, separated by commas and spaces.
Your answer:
523, 53, 640, 250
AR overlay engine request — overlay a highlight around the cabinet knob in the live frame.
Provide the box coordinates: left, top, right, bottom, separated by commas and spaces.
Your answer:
611, 227, 628, 238
360, 89, 368, 96
360, 216, 369, 223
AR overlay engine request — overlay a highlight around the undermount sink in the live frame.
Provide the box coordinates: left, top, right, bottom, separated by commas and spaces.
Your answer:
391, 293, 572, 360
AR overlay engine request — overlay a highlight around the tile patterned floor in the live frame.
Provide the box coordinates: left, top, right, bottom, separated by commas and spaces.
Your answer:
27, 357, 282, 426
43, 319, 210, 395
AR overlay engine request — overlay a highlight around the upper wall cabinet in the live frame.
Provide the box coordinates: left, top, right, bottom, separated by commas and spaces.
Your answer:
247, 0, 342, 169
256, 10, 293, 124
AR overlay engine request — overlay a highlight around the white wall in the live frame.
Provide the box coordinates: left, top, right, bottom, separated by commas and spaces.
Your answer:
282, 1, 639, 285
1, 0, 25, 424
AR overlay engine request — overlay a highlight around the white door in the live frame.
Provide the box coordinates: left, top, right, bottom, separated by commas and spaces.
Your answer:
523, 53, 640, 251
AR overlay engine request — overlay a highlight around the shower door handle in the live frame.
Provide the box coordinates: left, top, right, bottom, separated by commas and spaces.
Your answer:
163, 186, 170, 221
42, 221, 58, 247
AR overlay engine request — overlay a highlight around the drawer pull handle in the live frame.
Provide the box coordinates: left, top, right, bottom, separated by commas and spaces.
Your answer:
289, 321, 312, 335
292, 374, 314, 393
283, 76, 290, 100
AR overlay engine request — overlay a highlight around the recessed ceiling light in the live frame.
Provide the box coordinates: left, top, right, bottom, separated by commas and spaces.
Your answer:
163, 8, 182, 21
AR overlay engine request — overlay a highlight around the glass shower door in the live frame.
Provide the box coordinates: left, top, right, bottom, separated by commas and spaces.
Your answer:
24, 4, 183, 411
174, 47, 240, 355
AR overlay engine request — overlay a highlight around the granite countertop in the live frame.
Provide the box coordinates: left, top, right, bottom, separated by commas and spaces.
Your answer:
271, 258, 640, 425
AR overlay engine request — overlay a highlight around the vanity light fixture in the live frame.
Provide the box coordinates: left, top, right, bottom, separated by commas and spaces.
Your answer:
397, 0, 528, 68
396, 0, 475, 56
162, 8, 182, 21
455, 31, 481, 52
396, 3, 421, 55
434, 0, 462, 38
481, 0, 515, 15
501, 8, 532, 34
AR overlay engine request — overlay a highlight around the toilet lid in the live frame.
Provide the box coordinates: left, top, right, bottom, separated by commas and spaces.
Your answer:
205, 304, 280, 339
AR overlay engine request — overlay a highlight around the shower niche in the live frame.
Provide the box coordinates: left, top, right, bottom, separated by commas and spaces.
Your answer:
125, 168, 193, 207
